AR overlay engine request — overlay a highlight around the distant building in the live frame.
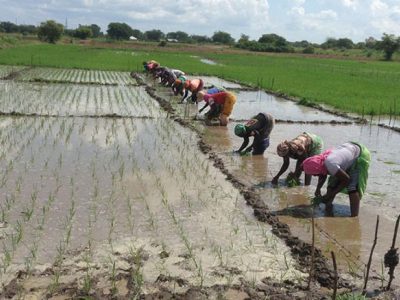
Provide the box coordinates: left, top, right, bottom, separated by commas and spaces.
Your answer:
129, 36, 138, 41
167, 38, 178, 43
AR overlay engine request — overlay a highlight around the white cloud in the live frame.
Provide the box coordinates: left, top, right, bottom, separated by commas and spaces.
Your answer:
369, 0, 400, 34
341, 0, 358, 9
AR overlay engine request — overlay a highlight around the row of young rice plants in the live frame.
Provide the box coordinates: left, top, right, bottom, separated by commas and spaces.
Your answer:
0, 82, 163, 118
0, 115, 304, 294
19, 67, 137, 85
0, 65, 24, 78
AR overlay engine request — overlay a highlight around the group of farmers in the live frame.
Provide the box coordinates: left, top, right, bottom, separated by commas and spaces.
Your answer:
143, 60, 371, 218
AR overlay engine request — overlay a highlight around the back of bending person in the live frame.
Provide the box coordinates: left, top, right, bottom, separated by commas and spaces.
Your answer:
302, 142, 370, 217
234, 113, 275, 155
181, 79, 204, 103
197, 91, 236, 126
272, 132, 323, 185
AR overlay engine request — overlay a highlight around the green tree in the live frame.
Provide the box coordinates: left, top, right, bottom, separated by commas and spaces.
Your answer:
167, 31, 189, 42
37, 20, 64, 43
212, 31, 234, 44
336, 38, 354, 49
238, 34, 250, 44
0, 21, 19, 33
74, 25, 92, 39
107, 22, 133, 40
131, 29, 143, 40
190, 35, 211, 43
144, 29, 164, 41
89, 24, 101, 38
258, 33, 287, 46
376, 33, 400, 61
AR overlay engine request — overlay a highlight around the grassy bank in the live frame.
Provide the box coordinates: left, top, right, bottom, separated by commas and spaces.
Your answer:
0, 43, 399, 115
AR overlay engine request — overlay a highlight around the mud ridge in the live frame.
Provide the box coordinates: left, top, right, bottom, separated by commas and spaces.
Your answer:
0, 111, 156, 119
134, 72, 350, 290
1, 268, 329, 300
378, 123, 400, 133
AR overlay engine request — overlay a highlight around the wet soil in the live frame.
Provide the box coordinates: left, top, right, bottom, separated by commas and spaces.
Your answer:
132, 72, 349, 290
134, 72, 400, 297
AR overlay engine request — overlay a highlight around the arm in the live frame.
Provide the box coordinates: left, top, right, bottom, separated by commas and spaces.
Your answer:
315, 175, 327, 196
180, 89, 189, 102
323, 169, 349, 201
199, 103, 209, 113
237, 137, 250, 153
272, 156, 290, 184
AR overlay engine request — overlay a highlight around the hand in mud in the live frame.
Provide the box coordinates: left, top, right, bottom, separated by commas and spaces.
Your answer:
271, 177, 278, 186
240, 151, 251, 157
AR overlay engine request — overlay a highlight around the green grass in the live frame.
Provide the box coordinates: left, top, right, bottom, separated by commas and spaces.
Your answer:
0, 43, 399, 115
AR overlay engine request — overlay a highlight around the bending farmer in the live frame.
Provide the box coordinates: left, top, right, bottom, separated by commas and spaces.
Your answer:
302, 142, 370, 217
234, 113, 275, 155
198, 91, 236, 126
272, 132, 323, 185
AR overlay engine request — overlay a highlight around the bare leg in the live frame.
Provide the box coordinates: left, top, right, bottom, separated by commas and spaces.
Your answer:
304, 174, 311, 186
325, 202, 334, 217
219, 114, 228, 126
349, 192, 360, 217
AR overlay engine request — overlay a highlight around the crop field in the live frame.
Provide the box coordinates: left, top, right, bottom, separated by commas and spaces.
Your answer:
0, 44, 400, 115
0, 69, 307, 298
19, 67, 137, 85
0, 81, 162, 117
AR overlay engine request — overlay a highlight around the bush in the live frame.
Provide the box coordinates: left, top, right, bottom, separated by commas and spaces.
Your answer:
158, 40, 167, 47
37, 20, 63, 43
74, 26, 92, 40
302, 46, 315, 54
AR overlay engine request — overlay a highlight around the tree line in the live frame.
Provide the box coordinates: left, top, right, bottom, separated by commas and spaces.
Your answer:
1, 20, 400, 60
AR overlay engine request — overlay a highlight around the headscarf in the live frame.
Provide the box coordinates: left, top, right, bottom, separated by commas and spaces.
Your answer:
302, 149, 332, 176
234, 124, 247, 137
277, 141, 290, 157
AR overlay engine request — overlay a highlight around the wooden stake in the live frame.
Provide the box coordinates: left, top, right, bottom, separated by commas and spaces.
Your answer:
331, 251, 338, 300
386, 214, 400, 290
307, 208, 315, 290
363, 215, 379, 293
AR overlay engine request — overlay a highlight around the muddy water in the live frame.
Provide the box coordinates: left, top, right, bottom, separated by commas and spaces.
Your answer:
0, 116, 304, 293
200, 58, 218, 65
185, 75, 243, 89
203, 122, 400, 283
228, 90, 349, 122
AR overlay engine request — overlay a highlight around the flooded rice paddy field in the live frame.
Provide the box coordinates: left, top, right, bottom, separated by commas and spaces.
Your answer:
146, 75, 400, 290
0, 68, 309, 298
0, 81, 163, 118
203, 123, 400, 277
18, 67, 137, 85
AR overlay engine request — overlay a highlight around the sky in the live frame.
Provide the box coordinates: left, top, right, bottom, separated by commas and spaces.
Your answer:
1, 0, 400, 43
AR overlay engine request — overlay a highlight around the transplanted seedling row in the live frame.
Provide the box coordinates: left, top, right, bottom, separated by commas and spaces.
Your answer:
18, 67, 137, 85
0, 82, 164, 118
0, 116, 304, 294
0, 65, 25, 79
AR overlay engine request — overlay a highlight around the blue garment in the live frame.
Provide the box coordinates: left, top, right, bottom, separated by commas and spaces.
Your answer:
207, 87, 225, 94
252, 137, 270, 155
